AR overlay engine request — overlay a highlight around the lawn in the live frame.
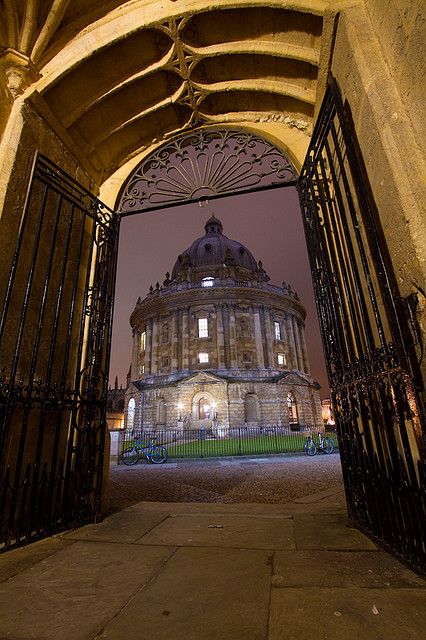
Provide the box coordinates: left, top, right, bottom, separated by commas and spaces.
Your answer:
166, 432, 339, 458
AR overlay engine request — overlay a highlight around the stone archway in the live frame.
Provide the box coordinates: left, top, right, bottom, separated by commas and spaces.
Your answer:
191, 391, 216, 427
0, 1, 425, 574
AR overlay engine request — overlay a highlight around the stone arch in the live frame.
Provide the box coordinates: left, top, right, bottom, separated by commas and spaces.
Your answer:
191, 390, 215, 423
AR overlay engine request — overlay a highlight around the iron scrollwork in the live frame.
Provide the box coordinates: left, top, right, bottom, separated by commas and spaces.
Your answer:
118, 128, 297, 213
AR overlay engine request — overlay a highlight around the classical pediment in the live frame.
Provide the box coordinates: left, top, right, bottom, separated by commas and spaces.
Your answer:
178, 371, 226, 386
277, 372, 311, 386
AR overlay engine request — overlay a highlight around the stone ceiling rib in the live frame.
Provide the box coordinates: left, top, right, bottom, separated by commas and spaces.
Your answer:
184, 41, 320, 66
62, 48, 177, 129
193, 80, 316, 106
0, 1, 337, 181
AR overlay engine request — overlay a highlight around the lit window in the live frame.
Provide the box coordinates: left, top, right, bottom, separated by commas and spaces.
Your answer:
198, 317, 208, 337
199, 352, 209, 363
274, 321, 281, 340
202, 277, 214, 287
140, 364, 145, 375
277, 353, 286, 366
140, 331, 146, 351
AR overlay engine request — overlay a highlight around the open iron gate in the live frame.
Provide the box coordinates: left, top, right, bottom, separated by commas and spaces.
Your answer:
299, 77, 426, 573
0, 154, 119, 550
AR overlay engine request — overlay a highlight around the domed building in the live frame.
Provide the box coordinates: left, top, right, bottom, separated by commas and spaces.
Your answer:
125, 216, 322, 433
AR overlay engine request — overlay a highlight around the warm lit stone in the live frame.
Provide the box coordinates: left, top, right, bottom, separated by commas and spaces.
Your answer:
125, 215, 322, 432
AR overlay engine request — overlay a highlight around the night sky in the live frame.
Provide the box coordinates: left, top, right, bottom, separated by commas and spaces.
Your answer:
110, 186, 329, 397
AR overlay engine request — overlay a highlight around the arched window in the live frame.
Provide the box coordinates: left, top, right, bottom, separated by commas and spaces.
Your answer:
287, 393, 298, 424
198, 397, 211, 420
127, 398, 135, 431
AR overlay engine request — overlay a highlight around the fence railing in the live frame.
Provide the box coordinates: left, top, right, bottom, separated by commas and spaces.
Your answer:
117, 426, 338, 461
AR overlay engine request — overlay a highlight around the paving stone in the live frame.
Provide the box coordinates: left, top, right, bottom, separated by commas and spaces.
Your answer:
268, 587, 426, 640
136, 513, 295, 549
125, 500, 298, 516
63, 509, 169, 543
98, 547, 271, 640
0, 542, 175, 640
294, 513, 378, 550
0, 537, 74, 583
273, 550, 426, 588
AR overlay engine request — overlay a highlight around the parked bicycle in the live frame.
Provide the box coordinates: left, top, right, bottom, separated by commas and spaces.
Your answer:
120, 435, 167, 465
304, 432, 334, 456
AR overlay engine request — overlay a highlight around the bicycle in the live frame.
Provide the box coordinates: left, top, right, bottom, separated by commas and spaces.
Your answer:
120, 435, 167, 465
303, 432, 334, 456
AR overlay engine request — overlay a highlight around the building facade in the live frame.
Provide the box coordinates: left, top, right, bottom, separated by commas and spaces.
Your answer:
125, 215, 322, 433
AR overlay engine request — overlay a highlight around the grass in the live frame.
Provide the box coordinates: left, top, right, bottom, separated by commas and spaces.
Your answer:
166, 433, 339, 458
119, 431, 339, 461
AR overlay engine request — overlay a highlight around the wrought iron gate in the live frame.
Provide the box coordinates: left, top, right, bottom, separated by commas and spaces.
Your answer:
299, 77, 426, 573
0, 154, 119, 550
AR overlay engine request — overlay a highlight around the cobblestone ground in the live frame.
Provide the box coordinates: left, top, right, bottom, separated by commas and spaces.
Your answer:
106, 453, 344, 515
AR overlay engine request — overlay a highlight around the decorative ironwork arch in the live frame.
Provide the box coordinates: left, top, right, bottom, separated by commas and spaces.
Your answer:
117, 128, 298, 214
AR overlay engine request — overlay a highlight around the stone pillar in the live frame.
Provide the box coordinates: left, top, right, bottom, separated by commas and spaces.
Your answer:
216, 305, 226, 369
286, 314, 298, 370
298, 321, 310, 374
182, 307, 189, 370
131, 330, 140, 380
292, 316, 303, 371
171, 309, 179, 371
145, 319, 152, 375
228, 305, 238, 368
265, 309, 275, 368
151, 315, 158, 374
260, 306, 273, 368
253, 307, 265, 368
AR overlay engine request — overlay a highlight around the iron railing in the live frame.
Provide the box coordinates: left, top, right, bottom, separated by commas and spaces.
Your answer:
118, 426, 338, 461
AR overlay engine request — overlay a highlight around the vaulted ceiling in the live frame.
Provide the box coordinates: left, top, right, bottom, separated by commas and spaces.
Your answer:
0, 1, 338, 182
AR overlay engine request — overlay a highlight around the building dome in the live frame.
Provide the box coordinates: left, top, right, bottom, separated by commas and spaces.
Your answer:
171, 215, 262, 281
126, 214, 322, 434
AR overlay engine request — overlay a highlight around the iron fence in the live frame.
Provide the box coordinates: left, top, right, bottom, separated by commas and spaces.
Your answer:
117, 426, 338, 461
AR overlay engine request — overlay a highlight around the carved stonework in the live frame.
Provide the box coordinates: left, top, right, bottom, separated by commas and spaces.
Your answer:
0, 49, 41, 99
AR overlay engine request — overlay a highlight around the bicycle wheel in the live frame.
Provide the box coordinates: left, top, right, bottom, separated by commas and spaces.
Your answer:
322, 437, 334, 454
304, 439, 317, 456
121, 447, 140, 466
148, 445, 167, 464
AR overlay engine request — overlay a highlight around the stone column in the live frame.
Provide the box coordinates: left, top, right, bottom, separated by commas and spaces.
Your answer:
292, 316, 303, 371
265, 309, 275, 368
182, 307, 189, 370
151, 315, 158, 374
298, 321, 310, 373
131, 330, 140, 380
145, 318, 152, 374
286, 314, 298, 370
228, 305, 238, 368
171, 309, 179, 371
253, 307, 265, 368
216, 305, 226, 369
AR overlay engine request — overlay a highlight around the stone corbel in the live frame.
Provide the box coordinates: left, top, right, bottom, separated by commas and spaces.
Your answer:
0, 48, 41, 100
